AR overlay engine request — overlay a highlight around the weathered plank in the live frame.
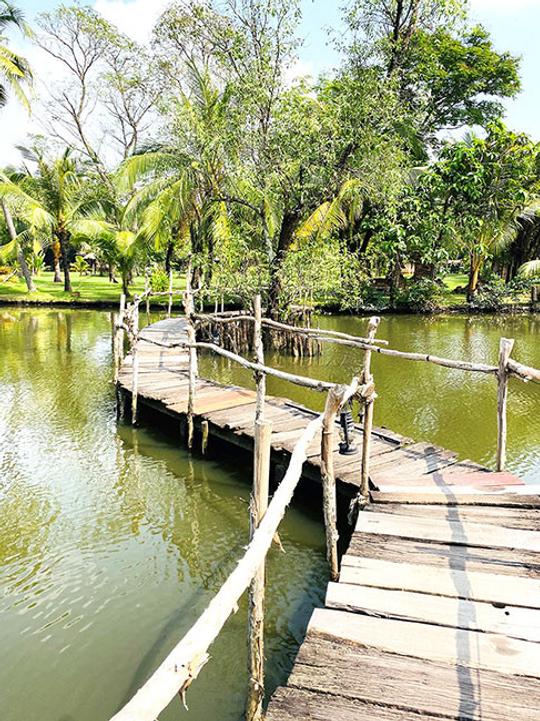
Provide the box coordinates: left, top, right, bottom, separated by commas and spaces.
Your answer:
308, 608, 540, 676
339, 555, 540, 608
355, 510, 540, 552
370, 488, 540, 506
281, 634, 540, 721
326, 581, 540, 642
265, 686, 445, 721
346, 533, 540, 578
368, 503, 540, 530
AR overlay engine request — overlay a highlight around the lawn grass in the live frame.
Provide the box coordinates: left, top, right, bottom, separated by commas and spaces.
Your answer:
0, 272, 185, 306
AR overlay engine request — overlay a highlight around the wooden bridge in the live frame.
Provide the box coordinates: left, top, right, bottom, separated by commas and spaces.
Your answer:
111, 286, 540, 721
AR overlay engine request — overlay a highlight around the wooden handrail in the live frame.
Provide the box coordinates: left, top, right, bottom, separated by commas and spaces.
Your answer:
109, 377, 359, 721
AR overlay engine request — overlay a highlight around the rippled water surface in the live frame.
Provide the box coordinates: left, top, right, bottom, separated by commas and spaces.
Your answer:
1, 309, 539, 721
202, 313, 540, 483
0, 309, 326, 721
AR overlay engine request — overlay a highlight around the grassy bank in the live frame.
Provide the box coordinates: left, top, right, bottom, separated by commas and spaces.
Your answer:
0, 272, 184, 307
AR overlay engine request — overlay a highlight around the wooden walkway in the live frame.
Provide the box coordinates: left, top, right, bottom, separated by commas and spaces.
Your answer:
118, 317, 540, 721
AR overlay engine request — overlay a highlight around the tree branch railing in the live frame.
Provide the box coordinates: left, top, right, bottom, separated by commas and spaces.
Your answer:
112, 281, 539, 721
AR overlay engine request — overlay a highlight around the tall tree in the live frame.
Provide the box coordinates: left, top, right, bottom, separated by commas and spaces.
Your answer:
0, 1, 31, 109
0, 147, 88, 292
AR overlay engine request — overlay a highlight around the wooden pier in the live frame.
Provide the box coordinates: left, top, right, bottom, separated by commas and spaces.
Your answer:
114, 303, 540, 721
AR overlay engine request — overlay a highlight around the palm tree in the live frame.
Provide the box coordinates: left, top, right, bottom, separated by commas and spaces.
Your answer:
0, 148, 85, 292
0, 1, 31, 110
118, 62, 234, 287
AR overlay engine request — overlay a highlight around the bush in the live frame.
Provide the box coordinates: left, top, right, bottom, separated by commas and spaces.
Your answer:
150, 268, 169, 292
395, 279, 442, 312
469, 277, 508, 310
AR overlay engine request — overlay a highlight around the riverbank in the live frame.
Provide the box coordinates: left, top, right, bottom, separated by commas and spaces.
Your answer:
0, 271, 536, 314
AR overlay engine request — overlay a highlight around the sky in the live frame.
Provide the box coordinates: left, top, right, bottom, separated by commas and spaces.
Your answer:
1, 0, 539, 165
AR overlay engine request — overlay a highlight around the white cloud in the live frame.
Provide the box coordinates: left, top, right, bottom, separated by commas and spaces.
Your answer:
93, 0, 169, 44
470, 0, 538, 10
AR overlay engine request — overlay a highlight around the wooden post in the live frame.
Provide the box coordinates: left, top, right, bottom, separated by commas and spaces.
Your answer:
131, 303, 140, 426
201, 420, 209, 455
167, 268, 173, 318
246, 419, 272, 721
497, 337, 514, 472
184, 266, 198, 449
253, 295, 266, 422
360, 316, 380, 499
145, 268, 150, 318
114, 293, 126, 384
321, 387, 343, 581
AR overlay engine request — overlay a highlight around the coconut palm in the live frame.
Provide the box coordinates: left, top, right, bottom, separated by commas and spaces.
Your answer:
118, 62, 234, 286
0, 148, 87, 292
0, 1, 31, 110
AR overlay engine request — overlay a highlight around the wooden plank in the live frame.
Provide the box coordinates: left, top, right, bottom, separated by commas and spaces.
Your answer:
373, 470, 524, 490
284, 633, 540, 721
326, 582, 540, 642
265, 686, 444, 721
346, 533, 540, 578
370, 489, 540, 506
340, 555, 540, 608
369, 503, 540, 530
355, 510, 540, 552
308, 608, 540, 676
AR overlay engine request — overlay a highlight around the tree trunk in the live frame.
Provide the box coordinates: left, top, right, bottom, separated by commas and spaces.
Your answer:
165, 241, 174, 275
1, 201, 36, 292
467, 253, 481, 302
57, 229, 72, 293
267, 210, 302, 318
52, 240, 62, 282
122, 270, 130, 298
388, 256, 404, 309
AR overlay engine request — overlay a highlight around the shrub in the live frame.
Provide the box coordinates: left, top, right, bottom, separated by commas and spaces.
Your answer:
150, 268, 169, 292
469, 277, 508, 310
395, 279, 442, 312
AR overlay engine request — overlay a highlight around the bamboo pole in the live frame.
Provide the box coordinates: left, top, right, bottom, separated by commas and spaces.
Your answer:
496, 337, 515, 472
131, 303, 140, 426
109, 376, 358, 721
246, 419, 272, 721
321, 386, 344, 581
360, 316, 380, 499
114, 293, 126, 384
167, 268, 173, 318
144, 269, 150, 318
253, 295, 266, 422
201, 420, 209, 455
184, 267, 198, 449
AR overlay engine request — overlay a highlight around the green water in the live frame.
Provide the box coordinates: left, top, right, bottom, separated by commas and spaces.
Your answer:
0, 309, 326, 721
201, 313, 540, 483
1, 309, 539, 721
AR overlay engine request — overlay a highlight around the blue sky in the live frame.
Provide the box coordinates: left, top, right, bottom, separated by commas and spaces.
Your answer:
1, 0, 539, 164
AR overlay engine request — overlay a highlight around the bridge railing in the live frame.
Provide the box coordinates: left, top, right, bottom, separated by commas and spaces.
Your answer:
112, 281, 539, 721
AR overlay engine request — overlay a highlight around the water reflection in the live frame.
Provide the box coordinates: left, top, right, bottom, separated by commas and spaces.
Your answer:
201, 312, 540, 483
0, 309, 326, 721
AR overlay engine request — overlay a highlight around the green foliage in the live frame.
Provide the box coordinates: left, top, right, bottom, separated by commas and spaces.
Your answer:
0, 1, 32, 110
71, 256, 89, 275
150, 268, 169, 292
395, 278, 442, 312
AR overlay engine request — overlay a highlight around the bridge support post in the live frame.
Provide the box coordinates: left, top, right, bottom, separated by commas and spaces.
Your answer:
167, 268, 173, 318
131, 303, 140, 425
321, 387, 343, 581
360, 316, 380, 500
246, 419, 273, 721
253, 295, 266, 422
184, 265, 198, 449
497, 337, 514, 472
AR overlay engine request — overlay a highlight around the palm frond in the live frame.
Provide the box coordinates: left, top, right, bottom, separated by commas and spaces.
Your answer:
518, 260, 540, 278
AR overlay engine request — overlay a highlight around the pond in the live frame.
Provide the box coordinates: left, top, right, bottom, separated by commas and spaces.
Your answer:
1, 308, 538, 721
201, 312, 540, 484
0, 309, 326, 721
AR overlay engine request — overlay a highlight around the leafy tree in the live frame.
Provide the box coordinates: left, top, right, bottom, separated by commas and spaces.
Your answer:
343, 1, 520, 150
435, 122, 539, 300
0, 1, 31, 110
0, 147, 89, 292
